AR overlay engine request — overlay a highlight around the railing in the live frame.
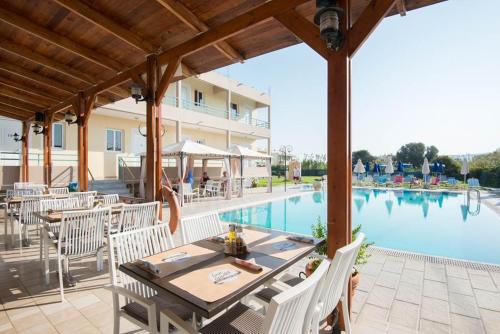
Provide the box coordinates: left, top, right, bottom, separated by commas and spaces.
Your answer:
88, 168, 95, 187
182, 99, 228, 119
0, 151, 79, 166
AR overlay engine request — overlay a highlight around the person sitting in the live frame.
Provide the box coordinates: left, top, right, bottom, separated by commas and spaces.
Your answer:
200, 172, 210, 189
220, 171, 229, 193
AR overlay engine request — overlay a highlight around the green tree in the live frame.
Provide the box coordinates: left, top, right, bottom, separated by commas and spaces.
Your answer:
425, 145, 439, 161
352, 150, 375, 164
396, 142, 426, 167
432, 155, 461, 178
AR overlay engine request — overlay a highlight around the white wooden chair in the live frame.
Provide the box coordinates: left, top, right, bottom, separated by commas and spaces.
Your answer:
107, 224, 192, 334
159, 258, 330, 334
43, 207, 110, 301
14, 182, 34, 189
181, 183, 199, 203
115, 201, 160, 233
17, 194, 53, 253
7, 188, 43, 198
39, 197, 80, 274
179, 212, 224, 245
48, 187, 70, 195
69, 191, 97, 208
254, 234, 366, 334
205, 181, 220, 197
97, 194, 120, 205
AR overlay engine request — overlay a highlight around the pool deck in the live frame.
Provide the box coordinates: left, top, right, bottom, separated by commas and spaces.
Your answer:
0, 187, 498, 333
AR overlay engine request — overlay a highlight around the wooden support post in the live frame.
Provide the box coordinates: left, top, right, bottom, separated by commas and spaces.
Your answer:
43, 113, 53, 187
76, 92, 95, 191
21, 121, 29, 182
145, 55, 157, 202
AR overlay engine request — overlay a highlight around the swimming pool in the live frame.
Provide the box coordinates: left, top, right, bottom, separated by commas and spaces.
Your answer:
220, 189, 500, 264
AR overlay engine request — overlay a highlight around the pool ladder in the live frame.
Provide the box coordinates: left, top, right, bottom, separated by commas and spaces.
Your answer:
466, 189, 481, 216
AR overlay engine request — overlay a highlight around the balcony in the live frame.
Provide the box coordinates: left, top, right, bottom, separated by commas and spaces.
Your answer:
163, 96, 270, 129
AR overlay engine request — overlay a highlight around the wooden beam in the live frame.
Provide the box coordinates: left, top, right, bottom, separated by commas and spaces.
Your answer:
21, 121, 30, 182
54, 0, 155, 53
0, 104, 34, 117
0, 8, 123, 71
0, 108, 29, 121
145, 55, 158, 202
0, 38, 96, 84
75, 92, 95, 191
0, 96, 41, 113
348, 0, 397, 57
275, 10, 330, 60
155, 58, 181, 106
0, 61, 76, 94
0, 76, 62, 101
396, 0, 407, 16
155, 0, 244, 62
0, 86, 52, 107
43, 113, 53, 186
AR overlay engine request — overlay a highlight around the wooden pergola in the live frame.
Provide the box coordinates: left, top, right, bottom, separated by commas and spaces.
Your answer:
0, 0, 443, 256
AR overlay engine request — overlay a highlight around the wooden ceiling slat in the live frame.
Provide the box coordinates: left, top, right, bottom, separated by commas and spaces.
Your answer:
0, 77, 61, 102
0, 85, 52, 107
0, 61, 77, 94
0, 38, 96, 84
0, 104, 34, 117
0, 7, 124, 71
0, 96, 42, 113
0, 108, 28, 121
155, 0, 244, 62
54, 0, 156, 53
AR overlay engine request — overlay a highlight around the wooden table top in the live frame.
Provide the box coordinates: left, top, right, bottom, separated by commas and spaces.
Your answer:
120, 225, 323, 319
34, 205, 122, 223
5, 194, 68, 205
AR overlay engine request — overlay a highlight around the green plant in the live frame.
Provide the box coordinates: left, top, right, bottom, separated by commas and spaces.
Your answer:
310, 216, 374, 267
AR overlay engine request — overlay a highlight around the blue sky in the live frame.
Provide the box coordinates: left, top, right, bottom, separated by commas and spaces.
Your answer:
222, 0, 500, 158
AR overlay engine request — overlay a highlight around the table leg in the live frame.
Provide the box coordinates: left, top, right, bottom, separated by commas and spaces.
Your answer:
10, 209, 15, 246
43, 229, 50, 285
3, 206, 8, 250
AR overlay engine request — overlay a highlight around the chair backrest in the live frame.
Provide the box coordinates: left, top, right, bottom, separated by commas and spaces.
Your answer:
14, 182, 34, 189
179, 212, 224, 244
40, 197, 80, 212
19, 194, 53, 225
97, 194, 120, 205
261, 259, 330, 334
59, 207, 110, 256
448, 177, 457, 185
118, 201, 160, 233
48, 187, 69, 195
182, 183, 193, 194
69, 191, 97, 208
108, 223, 175, 299
315, 234, 365, 322
6, 188, 43, 199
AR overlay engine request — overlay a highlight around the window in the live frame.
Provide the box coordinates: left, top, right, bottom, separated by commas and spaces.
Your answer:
194, 89, 204, 106
230, 103, 239, 118
52, 123, 64, 149
195, 139, 205, 145
106, 129, 123, 152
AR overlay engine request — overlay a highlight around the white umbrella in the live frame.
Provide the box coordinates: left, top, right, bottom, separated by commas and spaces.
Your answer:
422, 157, 430, 183
353, 159, 366, 174
460, 159, 469, 183
385, 157, 394, 175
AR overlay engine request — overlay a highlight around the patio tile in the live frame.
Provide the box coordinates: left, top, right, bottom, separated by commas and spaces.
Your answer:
356, 303, 389, 328
425, 263, 446, 283
376, 271, 401, 289
400, 269, 424, 286
17, 321, 57, 334
448, 292, 480, 318
388, 300, 419, 330
357, 274, 377, 292
467, 268, 490, 277
470, 274, 498, 292
404, 259, 425, 271
396, 282, 422, 305
490, 272, 500, 289
67, 292, 101, 310
366, 285, 396, 309
480, 308, 500, 334
446, 265, 468, 279
352, 290, 369, 314
383, 260, 404, 274
474, 289, 500, 311
352, 322, 388, 334
447, 277, 474, 296
387, 323, 418, 334
423, 280, 449, 301
359, 262, 384, 276
52, 314, 93, 334
419, 319, 450, 334
421, 297, 450, 325
369, 253, 388, 264
450, 313, 485, 334
9, 310, 49, 332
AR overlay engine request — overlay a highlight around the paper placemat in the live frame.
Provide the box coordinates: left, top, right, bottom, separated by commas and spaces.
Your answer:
137, 244, 219, 278
164, 257, 271, 303
249, 235, 314, 260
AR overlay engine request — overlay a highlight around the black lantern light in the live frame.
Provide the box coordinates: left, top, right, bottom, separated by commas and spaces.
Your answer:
314, 0, 344, 51
10, 132, 24, 142
131, 83, 149, 104
65, 110, 78, 125
32, 123, 45, 135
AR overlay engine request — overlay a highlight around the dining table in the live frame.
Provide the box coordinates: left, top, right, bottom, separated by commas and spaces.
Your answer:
119, 225, 324, 319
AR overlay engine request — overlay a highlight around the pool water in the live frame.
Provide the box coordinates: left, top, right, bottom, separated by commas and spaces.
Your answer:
220, 189, 500, 264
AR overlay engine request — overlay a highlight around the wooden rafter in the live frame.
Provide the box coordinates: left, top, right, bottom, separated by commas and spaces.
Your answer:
156, 57, 181, 106
0, 86, 52, 107
54, 0, 155, 53
0, 104, 33, 118
0, 76, 62, 101
155, 0, 245, 62
0, 61, 76, 94
274, 10, 330, 60
348, 0, 397, 57
396, 0, 407, 16
0, 8, 123, 71
0, 108, 27, 121
0, 97, 41, 113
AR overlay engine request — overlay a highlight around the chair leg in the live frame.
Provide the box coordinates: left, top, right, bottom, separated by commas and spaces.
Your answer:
97, 248, 104, 272
44, 231, 50, 285
58, 257, 65, 302
112, 293, 120, 334
341, 297, 351, 334
18, 224, 23, 255
39, 226, 44, 270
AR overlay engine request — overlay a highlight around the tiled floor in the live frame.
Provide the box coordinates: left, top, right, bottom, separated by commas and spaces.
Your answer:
1, 188, 499, 333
